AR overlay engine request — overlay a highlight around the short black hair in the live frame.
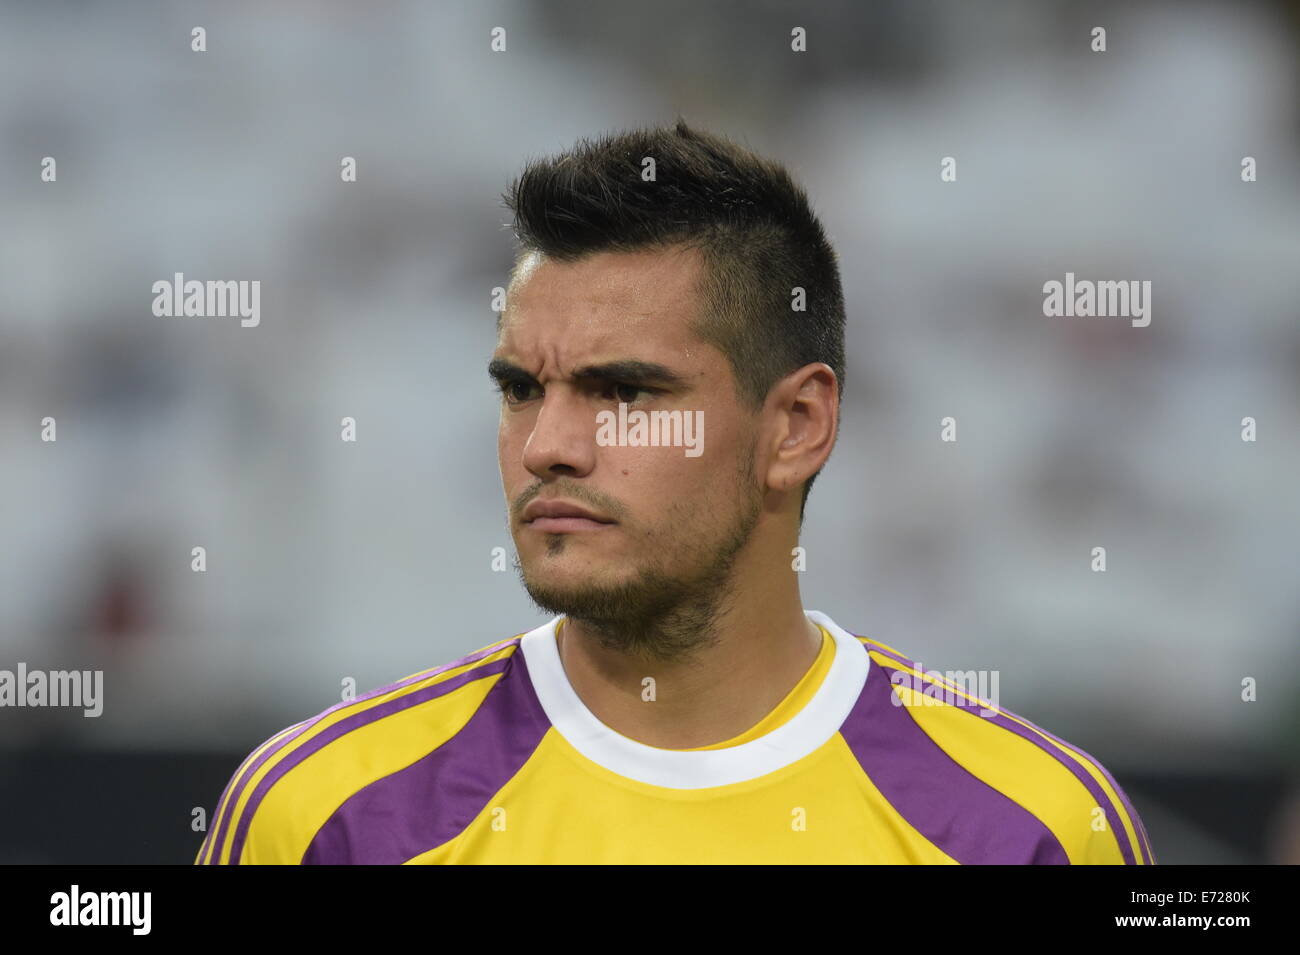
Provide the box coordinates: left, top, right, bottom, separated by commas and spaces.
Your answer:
501, 118, 845, 520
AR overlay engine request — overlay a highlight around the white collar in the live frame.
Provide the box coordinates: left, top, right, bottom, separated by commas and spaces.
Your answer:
519, 609, 870, 789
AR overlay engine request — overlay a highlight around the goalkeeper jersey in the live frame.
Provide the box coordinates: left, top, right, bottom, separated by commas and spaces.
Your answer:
195, 609, 1154, 864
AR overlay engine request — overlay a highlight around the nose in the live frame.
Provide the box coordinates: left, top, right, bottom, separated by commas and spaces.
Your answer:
521, 387, 599, 480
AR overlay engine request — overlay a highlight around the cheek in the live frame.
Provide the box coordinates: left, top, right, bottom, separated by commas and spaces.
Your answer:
498, 427, 527, 491
609, 445, 716, 499
497, 429, 509, 471
498, 416, 528, 463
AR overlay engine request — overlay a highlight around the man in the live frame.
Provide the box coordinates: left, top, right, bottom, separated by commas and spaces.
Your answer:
196, 120, 1154, 864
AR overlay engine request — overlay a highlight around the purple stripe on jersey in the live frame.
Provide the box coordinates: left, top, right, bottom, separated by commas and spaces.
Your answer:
840, 662, 1070, 864
226, 652, 524, 864
212, 638, 521, 865
854, 636, 916, 670
1136, 813, 1155, 864
859, 644, 1148, 865
200, 719, 310, 864
301, 646, 551, 864
986, 707, 1152, 864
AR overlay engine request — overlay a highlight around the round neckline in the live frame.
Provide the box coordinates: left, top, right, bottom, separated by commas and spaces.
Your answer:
678, 623, 835, 750
519, 609, 870, 789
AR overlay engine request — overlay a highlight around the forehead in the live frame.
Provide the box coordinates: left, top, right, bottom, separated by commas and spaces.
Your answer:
498, 245, 708, 358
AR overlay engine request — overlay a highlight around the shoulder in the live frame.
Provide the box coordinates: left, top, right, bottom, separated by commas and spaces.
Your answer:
845, 633, 1155, 865
195, 631, 532, 865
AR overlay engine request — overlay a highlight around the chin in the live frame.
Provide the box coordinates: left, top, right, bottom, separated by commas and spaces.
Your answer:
523, 564, 618, 593
522, 562, 635, 604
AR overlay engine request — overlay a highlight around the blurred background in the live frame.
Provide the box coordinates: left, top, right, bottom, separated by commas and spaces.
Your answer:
1, 0, 1297, 864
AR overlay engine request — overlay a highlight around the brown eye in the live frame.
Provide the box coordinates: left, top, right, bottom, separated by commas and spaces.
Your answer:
502, 381, 540, 403
610, 382, 650, 404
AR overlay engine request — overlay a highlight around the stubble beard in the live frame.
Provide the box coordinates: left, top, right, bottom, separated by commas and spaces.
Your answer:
514, 448, 763, 664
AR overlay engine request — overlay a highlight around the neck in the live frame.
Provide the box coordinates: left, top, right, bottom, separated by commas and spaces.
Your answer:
555, 571, 822, 750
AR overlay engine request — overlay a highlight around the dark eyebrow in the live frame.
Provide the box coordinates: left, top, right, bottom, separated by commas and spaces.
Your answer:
487, 358, 688, 388
487, 358, 534, 385
571, 360, 687, 387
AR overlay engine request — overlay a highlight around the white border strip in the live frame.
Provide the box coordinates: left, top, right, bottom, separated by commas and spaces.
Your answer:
520, 609, 869, 789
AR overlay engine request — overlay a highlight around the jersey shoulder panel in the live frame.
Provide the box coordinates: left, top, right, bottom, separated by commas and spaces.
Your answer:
845, 634, 1154, 865
195, 630, 550, 865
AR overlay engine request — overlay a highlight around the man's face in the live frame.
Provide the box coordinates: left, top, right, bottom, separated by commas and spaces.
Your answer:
492, 245, 764, 648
